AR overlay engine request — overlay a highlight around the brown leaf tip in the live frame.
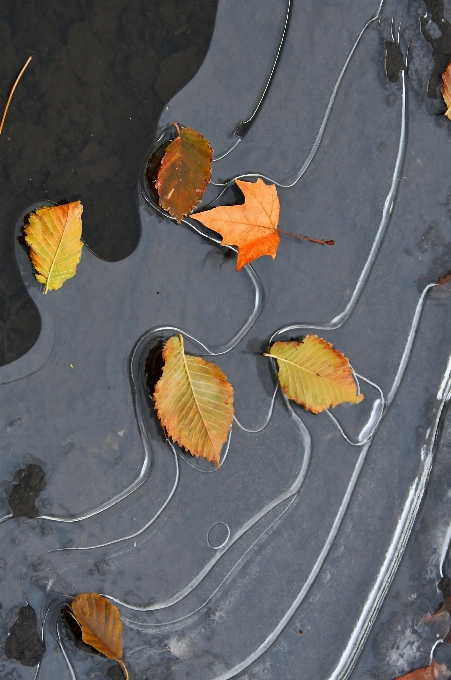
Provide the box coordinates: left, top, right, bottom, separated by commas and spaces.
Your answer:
437, 272, 451, 286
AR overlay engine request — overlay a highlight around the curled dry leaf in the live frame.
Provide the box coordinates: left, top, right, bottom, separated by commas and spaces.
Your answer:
394, 661, 450, 680
155, 123, 212, 223
153, 335, 234, 467
193, 178, 280, 270
71, 592, 128, 680
24, 201, 83, 293
442, 61, 451, 120
265, 335, 363, 414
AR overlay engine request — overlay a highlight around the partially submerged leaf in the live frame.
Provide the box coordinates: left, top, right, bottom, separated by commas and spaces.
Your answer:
265, 335, 363, 414
155, 123, 212, 223
24, 201, 83, 293
394, 661, 450, 680
193, 178, 280, 270
71, 593, 128, 680
153, 335, 234, 467
442, 61, 451, 119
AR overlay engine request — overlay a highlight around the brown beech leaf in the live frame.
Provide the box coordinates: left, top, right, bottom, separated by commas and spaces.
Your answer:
264, 335, 363, 414
71, 593, 129, 680
153, 335, 234, 467
394, 661, 450, 680
193, 178, 280, 270
155, 123, 212, 223
442, 61, 451, 119
24, 201, 83, 293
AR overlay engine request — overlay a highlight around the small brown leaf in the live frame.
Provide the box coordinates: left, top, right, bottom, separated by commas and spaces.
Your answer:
155, 123, 212, 223
71, 593, 128, 679
443, 61, 451, 119
193, 178, 280, 270
394, 661, 450, 680
153, 335, 234, 467
264, 335, 363, 414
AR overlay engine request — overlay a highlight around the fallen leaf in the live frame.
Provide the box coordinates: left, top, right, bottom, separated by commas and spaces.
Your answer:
24, 201, 83, 293
394, 661, 450, 680
71, 593, 128, 680
193, 178, 280, 271
153, 335, 234, 467
155, 123, 212, 223
442, 61, 451, 119
264, 335, 363, 414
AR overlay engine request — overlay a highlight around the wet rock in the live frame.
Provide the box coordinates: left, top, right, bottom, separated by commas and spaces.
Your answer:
7, 464, 46, 519
4, 606, 45, 667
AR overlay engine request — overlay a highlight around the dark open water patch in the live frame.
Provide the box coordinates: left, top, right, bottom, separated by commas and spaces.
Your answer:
0, 0, 218, 366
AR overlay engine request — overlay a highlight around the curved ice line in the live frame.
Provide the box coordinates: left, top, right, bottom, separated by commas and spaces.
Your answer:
124, 495, 298, 632
326, 393, 448, 680
56, 619, 77, 680
325, 373, 385, 446
44, 444, 178, 555
209, 3, 384, 192
212, 137, 242, 162
268, 68, 407, 340
208, 441, 370, 680
386, 283, 436, 406
104, 401, 311, 612
233, 384, 279, 433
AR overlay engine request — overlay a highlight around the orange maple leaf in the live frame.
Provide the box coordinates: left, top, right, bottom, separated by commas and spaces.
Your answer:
394, 661, 450, 680
192, 178, 280, 271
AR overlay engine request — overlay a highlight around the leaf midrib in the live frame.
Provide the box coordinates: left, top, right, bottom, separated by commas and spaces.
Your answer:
266, 352, 349, 389
43, 210, 69, 294
179, 335, 216, 451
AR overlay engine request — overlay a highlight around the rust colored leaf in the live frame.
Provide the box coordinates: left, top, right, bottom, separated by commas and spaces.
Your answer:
155, 123, 212, 223
193, 178, 280, 271
265, 335, 363, 414
153, 335, 234, 467
394, 661, 450, 680
71, 593, 128, 680
443, 61, 451, 119
24, 201, 83, 293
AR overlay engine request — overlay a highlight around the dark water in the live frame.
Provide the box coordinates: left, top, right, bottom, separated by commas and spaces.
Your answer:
0, 0, 218, 366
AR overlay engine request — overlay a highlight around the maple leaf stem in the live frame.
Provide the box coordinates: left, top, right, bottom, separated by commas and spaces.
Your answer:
0, 55, 33, 136
278, 228, 334, 246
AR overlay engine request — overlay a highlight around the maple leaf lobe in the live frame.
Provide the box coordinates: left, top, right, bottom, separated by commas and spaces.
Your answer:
193, 178, 280, 270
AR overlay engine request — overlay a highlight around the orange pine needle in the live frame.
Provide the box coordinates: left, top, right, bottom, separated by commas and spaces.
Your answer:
0, 55, 33, 136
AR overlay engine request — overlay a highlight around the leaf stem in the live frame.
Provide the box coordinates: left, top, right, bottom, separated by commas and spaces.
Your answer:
0, 55, 33, 136
120, 660, 129, 680
278, 228, 334, 246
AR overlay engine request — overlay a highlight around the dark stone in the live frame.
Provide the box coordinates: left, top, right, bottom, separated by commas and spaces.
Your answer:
4, 606, 45, 667
7, 464, 46, 518
107, 665, 127, 680
385, 40, 405, 83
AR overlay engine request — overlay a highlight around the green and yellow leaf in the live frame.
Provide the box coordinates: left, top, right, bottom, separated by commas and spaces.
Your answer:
24, 201, 83, 293
71, 592, 128, 680
265, 335, 363, 414
155, 123, 212, 223
153, 335, 234, 467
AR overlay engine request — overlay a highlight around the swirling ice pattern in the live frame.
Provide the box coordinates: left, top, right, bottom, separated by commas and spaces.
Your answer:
5, 2, 448, 679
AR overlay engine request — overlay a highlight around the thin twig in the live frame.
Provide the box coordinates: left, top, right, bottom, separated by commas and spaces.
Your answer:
278, 228, 334, 246
0, 54, 33, 136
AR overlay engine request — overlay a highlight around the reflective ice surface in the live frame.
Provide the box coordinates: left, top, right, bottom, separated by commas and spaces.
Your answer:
1, 0, 451, 678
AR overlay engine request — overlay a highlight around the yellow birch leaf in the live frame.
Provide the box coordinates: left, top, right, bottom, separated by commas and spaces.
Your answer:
153, 335, 234, 467
71, 592, 128, 680
265, 335, 363, 414
24, 201, 83, 293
